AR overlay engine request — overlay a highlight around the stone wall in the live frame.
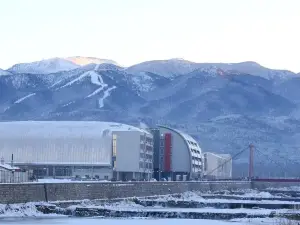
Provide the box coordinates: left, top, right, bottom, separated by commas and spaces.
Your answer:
252, 181, 300, 190
2, 181, 300, 204
0, 183, 46, 204
0, 181, 250, 204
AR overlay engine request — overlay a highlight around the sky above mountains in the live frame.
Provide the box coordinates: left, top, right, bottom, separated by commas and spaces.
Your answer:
0, 0, 299, 72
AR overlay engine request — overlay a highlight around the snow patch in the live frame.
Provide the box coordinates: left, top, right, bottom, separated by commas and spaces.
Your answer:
62, 101, 75, 107
14, 93, 36, 104
57, 71, 91, 89
211, 114, 242, 122
155, 192, 205, 202
86, 86, 107, 98
131, 72, 154, 92
85, 68, 108, 98
99, 86, 116, 108
0, 203, 59, 218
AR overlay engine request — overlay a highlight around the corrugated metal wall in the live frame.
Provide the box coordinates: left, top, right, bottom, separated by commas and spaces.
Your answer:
0, 136, 112, 165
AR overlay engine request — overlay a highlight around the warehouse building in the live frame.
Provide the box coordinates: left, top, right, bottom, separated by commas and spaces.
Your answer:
152, 126, 203, 181
203, 152, 232, 179
0, 121, 153, 181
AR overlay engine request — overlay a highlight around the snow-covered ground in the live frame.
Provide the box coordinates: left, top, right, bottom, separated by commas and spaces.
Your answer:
0, 218, 294, 225
97, 203, 297, 215
0, 203, 58, 218
1, 190, 300, 224
152, 190, 279, 202
266, 186, 300, 192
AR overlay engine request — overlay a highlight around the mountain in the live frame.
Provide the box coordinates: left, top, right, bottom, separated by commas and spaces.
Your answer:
127, 59, 297, 80
0, 68, 11, 76
141, 69, 295, 121
65, 56, 119, 66
1, 58, 300, 176
126, 58, 198, 78
274, 77, 300, 104
8, 58, 80, 74
200, 61, 296, 80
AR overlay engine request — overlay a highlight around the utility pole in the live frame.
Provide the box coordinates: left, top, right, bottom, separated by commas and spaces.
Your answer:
249, 144, 254, 180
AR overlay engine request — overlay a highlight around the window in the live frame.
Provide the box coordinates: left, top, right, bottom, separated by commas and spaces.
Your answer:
204, 157, 207, 171
112, 134, 117, 156
146, 145, 152, 151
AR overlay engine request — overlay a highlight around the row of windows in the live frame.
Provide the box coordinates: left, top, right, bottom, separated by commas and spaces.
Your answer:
140, 153, 153, 160
139, 162, 153, 169
140, 136, 153, 144
192, 164, 202, 170
140, 144, 153, 152
191, 148, 201, 154
192, 156, 202, 162
187, 140, 198, 147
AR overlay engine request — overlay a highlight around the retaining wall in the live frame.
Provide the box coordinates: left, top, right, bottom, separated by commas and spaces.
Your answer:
1, 181, 299, 204
252, 181, 300, 190
0, 181, 250, 204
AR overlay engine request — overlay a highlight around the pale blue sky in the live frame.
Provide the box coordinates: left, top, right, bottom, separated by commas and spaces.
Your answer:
0, 0, 299, 72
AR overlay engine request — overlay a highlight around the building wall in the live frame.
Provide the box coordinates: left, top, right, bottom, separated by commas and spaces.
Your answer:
113, 131, 141, 172
0, 121, 151, 168
0, 136, 112, 166
203, 153, 218, 178
113, 131, 153, 174
203, 152, 232, 179
157, 126, 202, 180
0, 170, 30, 183
159, 127, 191, 173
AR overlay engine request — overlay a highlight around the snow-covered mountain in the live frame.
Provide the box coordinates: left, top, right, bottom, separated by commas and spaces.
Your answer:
126, 58, 198, 78
126, 59, 298, 80
8, 58, 80, 74
0, 68, 11, 76
1, 58, 300, 176
65, 56, 119, 66
196, 61, 296, 80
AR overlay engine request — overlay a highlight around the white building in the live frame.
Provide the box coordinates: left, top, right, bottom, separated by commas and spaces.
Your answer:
0, 121, 152, 180
112, 131, 153, 181
0, 158, 30, 183
203, 152, 232, 179
152, 126, 202, 181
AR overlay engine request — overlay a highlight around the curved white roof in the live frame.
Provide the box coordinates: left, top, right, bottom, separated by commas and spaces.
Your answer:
0, 121, 150, 138
158, 125, 198, 144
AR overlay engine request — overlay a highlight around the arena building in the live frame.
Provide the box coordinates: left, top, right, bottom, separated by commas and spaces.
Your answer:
152, 126, 203, 181
0, 121, 153, 180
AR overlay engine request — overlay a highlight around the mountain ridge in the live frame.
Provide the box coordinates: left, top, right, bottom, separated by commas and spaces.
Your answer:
2, 57, 299, 81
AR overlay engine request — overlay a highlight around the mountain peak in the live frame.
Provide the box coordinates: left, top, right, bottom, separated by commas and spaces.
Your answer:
236, 61, 263, 68
126, 58, 198, 77
8, 58, 80, 74
65, 56, 119, 66
0, 68, 11, 76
